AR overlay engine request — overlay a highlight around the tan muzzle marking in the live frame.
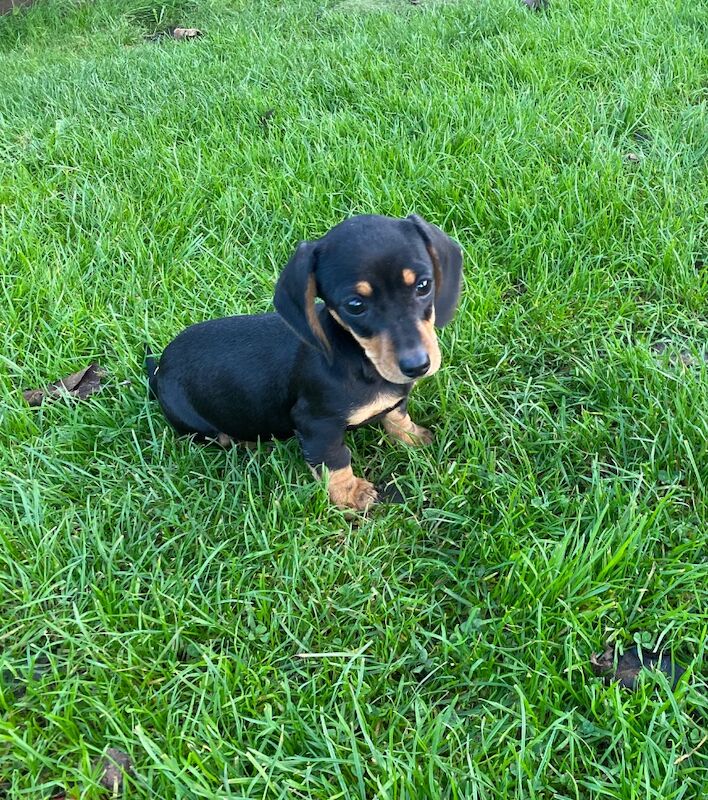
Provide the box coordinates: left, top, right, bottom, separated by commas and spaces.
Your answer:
329, 310, 440, 384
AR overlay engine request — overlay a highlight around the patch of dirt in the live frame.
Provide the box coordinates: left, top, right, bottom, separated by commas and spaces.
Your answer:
651, 340, 708, 368
95, 748, 135, 792
0, 0, 35, 14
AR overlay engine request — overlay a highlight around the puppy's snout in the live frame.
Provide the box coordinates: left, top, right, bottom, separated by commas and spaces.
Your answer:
398, 349, 431, 379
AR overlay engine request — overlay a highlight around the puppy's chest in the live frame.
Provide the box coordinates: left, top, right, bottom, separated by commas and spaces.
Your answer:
346, 390, 405, 427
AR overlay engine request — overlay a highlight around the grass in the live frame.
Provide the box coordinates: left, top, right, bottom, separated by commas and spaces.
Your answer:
1, 0, 707, 796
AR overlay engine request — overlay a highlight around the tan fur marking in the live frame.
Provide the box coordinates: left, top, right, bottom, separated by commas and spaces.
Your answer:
383, 407, 433, 446
329, 310, 410, 384
329, 309, 441, 384
355, 281, 373, 297
417, 308, 441, 376
402, 268, 416, 286
305, 275, 331, 356
357, 331, 404, 383
347, 393, 401, 426
327, 465, 378, 510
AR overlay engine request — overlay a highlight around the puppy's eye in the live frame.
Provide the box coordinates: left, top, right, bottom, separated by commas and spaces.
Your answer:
344, 297, 366, 316
416, 278, 432, 297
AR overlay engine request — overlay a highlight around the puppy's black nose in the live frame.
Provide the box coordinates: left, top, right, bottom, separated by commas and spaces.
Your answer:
399, 350, 431, 378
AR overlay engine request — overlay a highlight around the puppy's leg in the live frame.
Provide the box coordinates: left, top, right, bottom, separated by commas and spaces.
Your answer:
383, 403, 433, 446
324, 463, 379, 511
294, 413, 377, 511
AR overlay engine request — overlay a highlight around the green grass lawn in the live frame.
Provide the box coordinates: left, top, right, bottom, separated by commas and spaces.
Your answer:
1, 0, 707, 796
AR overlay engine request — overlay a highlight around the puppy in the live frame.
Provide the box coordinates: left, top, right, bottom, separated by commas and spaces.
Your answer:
147, 214, 462, 510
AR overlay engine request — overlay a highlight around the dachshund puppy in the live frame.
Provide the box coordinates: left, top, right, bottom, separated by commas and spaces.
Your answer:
147, 214, 462, 510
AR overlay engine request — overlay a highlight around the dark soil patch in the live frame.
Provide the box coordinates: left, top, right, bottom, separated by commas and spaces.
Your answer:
0, 0, 36, 14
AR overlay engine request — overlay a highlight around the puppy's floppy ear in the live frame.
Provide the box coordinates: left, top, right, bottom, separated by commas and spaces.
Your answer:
274, 241, 332, 360
407, 214, 463, 327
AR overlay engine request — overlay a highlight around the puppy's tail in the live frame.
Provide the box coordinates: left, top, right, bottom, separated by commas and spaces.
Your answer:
144, 345, 159, 400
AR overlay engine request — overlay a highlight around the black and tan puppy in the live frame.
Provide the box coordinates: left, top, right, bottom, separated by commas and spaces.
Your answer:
147, 214, 462, 510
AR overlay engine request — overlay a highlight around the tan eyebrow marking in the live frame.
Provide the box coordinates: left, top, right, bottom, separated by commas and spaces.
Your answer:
355, 281, 373, 296
402, 269, 416, 286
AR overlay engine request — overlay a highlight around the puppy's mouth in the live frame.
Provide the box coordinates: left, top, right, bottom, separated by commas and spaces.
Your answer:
329, 311, 441, 384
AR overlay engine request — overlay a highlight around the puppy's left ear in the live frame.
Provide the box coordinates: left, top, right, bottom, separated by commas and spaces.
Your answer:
274, 240, 332, 361
407, 214, 463, 327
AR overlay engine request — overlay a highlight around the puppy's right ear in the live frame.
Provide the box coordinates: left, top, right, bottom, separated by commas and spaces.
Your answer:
274, 241, 332, 361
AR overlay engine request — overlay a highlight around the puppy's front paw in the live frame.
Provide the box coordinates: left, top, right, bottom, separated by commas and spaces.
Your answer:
327, 467, 378, 511
400, 423, 434, 446
383, 410, 434, 446
348, 477, 379, 510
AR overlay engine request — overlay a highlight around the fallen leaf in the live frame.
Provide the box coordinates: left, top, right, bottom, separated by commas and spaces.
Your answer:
23, 363, 105, 407
590, 644, 686, 690
625, 152, 641, 163
96, 748, 134, 792
171, 27, 202, 39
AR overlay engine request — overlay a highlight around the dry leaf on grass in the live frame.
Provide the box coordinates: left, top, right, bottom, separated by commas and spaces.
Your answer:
22, 363, 105, 407
591, 644, 686, 690
145, 26, 203, 42
96, 748, 135, 792
171, 27, 202, 39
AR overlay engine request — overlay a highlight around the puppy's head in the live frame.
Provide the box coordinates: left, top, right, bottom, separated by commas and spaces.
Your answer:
274, 214, 463, 383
